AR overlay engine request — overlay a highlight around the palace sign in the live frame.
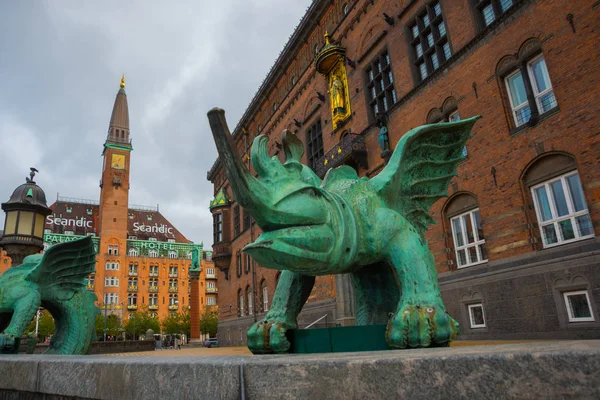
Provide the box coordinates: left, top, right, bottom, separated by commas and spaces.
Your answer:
46, 215, 93, 229
132, 222, 174, 234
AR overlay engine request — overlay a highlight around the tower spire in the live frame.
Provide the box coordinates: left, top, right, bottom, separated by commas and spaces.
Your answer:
106, 75, 131, 146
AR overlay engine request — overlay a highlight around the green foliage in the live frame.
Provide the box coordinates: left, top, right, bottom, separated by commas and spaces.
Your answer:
160, 308, 191, 336
200, 306, 218, 337
123, 305, 160, 339
25, 309, 55, 341
95, 313, 122, 339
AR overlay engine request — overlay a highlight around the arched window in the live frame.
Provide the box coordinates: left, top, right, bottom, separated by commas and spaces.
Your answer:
148, 249, 158, 258
246, 286, 253, 316
261, 280, 269, 312
291, 76, 297, 86
343, 3, 350, 15
444, 193, 488, 268
314, 43, 320, 55
521, 153, 594, 248
168, 250, 177, 259
238, 289, 244, 317
129, 248, 138, 257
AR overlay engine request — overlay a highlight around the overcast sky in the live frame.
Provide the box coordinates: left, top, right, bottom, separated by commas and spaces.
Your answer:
0, 0, 312, 248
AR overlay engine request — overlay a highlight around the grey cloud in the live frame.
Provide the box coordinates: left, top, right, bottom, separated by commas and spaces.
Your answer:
0, 0, 312, 247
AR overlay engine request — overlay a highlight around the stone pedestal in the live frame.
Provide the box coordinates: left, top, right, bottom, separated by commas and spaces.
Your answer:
189, 269, 201, 341
1, 341, 599, 399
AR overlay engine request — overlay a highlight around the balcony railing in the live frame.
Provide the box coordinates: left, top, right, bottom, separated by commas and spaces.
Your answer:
206, 287, 218, 293
149, 271, 159, 277
127, 286, 138, 292
128, 270, 138, 277
168, 273, 178, 278
168, 304, 178, 311
86, 284, 95, 291
148, 286, 159, 293
149, 304, 158, 310
205, 273, 217, 279
212, 242, 232, 269
314, 133, 368, 178
168, 287, 178, 293
127, 304, 138, 311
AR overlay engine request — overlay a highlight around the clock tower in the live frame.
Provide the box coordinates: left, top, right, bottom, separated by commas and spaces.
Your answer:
98, 75, 132, 241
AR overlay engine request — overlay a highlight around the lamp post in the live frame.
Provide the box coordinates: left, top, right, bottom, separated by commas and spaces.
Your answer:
0, 168, 51, 266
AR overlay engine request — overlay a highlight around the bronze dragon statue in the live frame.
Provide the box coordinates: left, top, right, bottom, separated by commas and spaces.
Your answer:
0, 237, 98, 354
208, 108, 479, 354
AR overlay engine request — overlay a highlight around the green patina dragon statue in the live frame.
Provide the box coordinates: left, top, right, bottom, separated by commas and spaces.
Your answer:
0, 237, 98, 354
208, 108, 479, 354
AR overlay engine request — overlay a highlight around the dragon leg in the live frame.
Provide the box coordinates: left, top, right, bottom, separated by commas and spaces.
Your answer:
44, 290, 99, 355
0, 292, 40, 352
247, 270, 315, 354
351, 262, 399, 325
385, 228, 459, 349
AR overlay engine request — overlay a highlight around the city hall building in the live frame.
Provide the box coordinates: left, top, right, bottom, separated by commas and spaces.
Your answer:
208, 0, 600, 345
1, 78, 218, 323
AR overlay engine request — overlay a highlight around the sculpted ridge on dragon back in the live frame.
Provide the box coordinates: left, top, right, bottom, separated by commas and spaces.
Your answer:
0, 237, 98, 355
208, 108, 479, 354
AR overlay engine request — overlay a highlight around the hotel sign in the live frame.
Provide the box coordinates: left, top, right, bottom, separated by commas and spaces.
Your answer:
132, 222, 174, 234
46, 215, 93, 229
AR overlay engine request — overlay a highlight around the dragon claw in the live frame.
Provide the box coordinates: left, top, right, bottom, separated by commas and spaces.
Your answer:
386, 303, 459, 349
247, 319, 294, 354
0, 333, 17, 353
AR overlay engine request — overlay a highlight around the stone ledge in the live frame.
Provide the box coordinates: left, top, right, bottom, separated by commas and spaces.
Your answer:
0, 341, 598, 399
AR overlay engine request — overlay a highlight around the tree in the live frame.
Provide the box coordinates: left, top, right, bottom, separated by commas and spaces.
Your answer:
123, 305, 160, 340
200, 306, 218, 337
161, 312, 181, 335
95, 313, 122, 340
25, 309, 55, 342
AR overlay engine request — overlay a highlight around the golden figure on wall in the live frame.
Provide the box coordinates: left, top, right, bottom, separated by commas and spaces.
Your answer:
315, 32, 352, 130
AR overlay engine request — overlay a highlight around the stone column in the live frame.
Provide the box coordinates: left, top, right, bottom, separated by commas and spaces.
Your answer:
335, 273, 355, 326
189, 269, 201, 343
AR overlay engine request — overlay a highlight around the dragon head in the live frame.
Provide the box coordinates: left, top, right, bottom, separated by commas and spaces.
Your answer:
207, 109, 356, 274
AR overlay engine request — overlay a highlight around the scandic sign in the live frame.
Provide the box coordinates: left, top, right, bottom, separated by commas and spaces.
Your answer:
133, 222, 174, 234
46, 215, 93, 228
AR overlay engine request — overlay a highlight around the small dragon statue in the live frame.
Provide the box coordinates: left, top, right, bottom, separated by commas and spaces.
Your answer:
208, 108, 479, 354
0, 237, 98, 354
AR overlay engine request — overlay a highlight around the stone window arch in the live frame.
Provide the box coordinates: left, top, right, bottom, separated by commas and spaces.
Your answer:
443, 192, 488, 269
520, 152, 594, 248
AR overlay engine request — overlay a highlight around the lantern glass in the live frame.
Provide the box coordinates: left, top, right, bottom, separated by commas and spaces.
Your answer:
4, 211, 17, 235
17, 211, 34, 235
34, 213, 45, 238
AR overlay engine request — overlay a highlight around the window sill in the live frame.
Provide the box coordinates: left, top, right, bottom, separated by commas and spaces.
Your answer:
509, 107, 560, 137
539, 234, 595, 251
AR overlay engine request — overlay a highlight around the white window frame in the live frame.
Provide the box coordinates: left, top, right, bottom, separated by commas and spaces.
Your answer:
168, 250, 177, 259
504, 68, 530, 127
207, 297, 217, 306
149, 237, 157, 242
450, 208, 487, 268
239, 293, 244, 317
129, 248, 138, 257
263, 285, 269, 312
527, 55, 555, 115
148, 249, 158, 258
563, 290, 595, 322
247, 291, 253, 315
531, 171, 594, 248
468, 303, 486, 328
128, 293, 137, 306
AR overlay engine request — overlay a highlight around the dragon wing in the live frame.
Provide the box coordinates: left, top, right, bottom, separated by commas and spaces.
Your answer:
370, 116, 480, 235
25, 237, 97, 301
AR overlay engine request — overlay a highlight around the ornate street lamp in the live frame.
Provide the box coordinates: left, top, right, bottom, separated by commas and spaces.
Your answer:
0, 168, 51, 265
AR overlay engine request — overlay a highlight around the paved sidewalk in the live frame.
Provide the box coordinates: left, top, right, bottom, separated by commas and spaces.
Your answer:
100, 345, 253, 357
101, 340, 548, 357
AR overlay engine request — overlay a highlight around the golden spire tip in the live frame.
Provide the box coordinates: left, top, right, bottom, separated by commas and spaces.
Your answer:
120, 74, 125, 88
324, 31, 330, 45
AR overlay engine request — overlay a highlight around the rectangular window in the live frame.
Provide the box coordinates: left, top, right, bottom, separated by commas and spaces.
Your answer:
468, 303, 486, 328
409, 2, 450, 83
532, 171, 594, 247
248, 291, 253, 315
263, 286, 269, 312
451, 208, 487, 268
366, 50, 397, 120
476, 0, 514, 27
563, 290, 594, 322
505, 55, 557, 128
306, 120, 324, 169
243, 208, 250, 231
245, 253, 251, 274
233, 205, 240, 236
213, 213, 223, 244
207, 297, 217, 306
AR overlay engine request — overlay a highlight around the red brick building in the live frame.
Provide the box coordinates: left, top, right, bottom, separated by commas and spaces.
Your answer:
208, 0, 600, 345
